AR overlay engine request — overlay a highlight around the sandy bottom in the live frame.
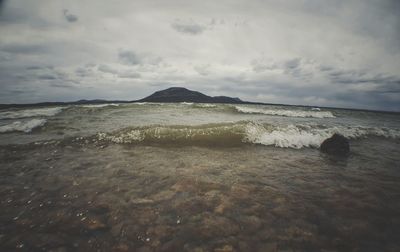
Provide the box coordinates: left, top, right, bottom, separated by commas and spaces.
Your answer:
0, 139, 399, 251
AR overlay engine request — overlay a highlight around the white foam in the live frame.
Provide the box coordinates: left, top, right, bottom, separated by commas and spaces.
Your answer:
134, 102, 164, 106
0, 107, 64, 119
243, 123, 400, 149
332, 126, 400, 139
80, 103, 120, 108
234, 106, 335, 118
180, 102, 194, 105
0, 119, 47, 133
244, 123, 330, 148
97, 130, 144, 143
195, 103, 217, 108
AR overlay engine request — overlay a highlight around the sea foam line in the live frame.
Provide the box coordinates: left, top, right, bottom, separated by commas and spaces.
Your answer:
80, 103, 120, 108
0, 119, 47, 133
0, 107, 65, 119
234, 106, 335, 118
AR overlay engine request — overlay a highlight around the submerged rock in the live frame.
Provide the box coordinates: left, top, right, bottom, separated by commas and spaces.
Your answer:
214, 244, 235, 252
85, 219, 108, 231
197, 215, 240, 239
320, 134, 350, 156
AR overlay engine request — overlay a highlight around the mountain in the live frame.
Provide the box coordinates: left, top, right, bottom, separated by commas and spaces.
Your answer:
1, 87, 399, 114
139, 87, 244, 103
0, 87, 245, 109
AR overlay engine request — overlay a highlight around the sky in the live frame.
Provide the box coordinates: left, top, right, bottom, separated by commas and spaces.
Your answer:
0, 0, 399, 111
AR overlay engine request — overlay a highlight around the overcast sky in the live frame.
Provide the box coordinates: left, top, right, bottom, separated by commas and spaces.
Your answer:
0, 0, 399, 111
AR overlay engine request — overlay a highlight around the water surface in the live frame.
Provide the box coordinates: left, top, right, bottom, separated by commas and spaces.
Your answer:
0, 103, 399, 251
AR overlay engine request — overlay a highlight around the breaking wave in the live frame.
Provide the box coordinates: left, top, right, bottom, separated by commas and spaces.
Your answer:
243, 124, 399, 148
0, 119, 47, 133
193, 103, 217, 108
0, 107, 65, 119
233, 106, 335, 118
79, 103, 120, 108
97, 123, 245, 146
132, 102, 166, 106
95, 122, 400, 148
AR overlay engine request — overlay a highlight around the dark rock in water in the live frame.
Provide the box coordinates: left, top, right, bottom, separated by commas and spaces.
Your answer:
320, 134, 350, 155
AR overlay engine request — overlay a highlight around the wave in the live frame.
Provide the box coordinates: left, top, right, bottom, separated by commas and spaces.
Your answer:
97, 123, 245, 146
95, 122, 400, 148
132, 102, 216, 108
0, 107, 64, 119
133, 102, 166, 106
192, 103, 217, 108
244, 124, 330, 148
180, 102, 194, 105
243, 124, 400, 148
233, 106, 335, 118
79, 103, 120, 108
0, 119, 47, 133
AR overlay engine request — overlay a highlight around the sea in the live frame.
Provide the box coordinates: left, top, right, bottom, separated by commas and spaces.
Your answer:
0, 102, 399, 251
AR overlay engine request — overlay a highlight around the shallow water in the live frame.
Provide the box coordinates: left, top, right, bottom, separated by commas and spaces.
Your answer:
0, 137, 399, 251
0, 103, 400, 251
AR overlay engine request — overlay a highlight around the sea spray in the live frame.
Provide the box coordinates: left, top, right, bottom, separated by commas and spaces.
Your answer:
0, 107, 65, 119
233, 105, 336, 118
0, 119, 47, 133
95, 122, 400, 148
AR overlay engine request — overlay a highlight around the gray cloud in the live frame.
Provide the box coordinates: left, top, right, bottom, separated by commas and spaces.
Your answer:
0, 43, 48, 55
98, 64, 118, 74
0, 2, 50, 28
250, 58, 278, 73
26, 66, 45, 70
284, 58, 301, 69
194, 64, 211, 76
38, 74, 57, 80
97, 63, 141, 79
325, 69, 400, 93
50, 83, 75, 88
63, 9, 78, 23
319, 65, 333, 72
171, 19, 206, 35
118, 71, 141, 79
75, 67, 89, 77
0, 0, 399, 111
0, 5, 25, 24
118, 50, 141, 65
118, 50, 162, 66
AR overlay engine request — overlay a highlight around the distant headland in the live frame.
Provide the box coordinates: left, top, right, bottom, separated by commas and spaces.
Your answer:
0, 87, 398, 114
0, 87, 248, 109
139, 87, 243, 103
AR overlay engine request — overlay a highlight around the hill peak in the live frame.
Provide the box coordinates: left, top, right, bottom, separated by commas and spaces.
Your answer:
140, 87, 243, 104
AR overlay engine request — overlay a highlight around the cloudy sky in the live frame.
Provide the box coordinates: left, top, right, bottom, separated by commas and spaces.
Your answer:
0, 0, 399, 111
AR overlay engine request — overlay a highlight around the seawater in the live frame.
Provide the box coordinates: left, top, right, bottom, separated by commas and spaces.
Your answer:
0, 103, 399, 251
0, 103, 399, 146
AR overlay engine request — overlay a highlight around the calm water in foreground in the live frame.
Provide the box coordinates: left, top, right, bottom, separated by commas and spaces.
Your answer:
0, 103, 399, 251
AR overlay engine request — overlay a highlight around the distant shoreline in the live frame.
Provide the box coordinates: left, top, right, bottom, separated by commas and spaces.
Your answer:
1, 100, 399, 115
1, 86, 399, 114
